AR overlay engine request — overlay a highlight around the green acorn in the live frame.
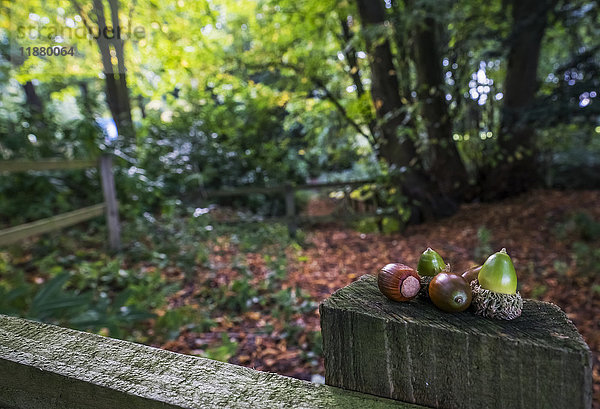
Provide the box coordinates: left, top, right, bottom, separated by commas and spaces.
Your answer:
470, 248, 523, 320
417, 248, 446, 277
417, 248, 447, 298
478, 248, 517, 294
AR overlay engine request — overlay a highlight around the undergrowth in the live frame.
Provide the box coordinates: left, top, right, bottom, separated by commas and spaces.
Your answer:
0, 205, 318, 363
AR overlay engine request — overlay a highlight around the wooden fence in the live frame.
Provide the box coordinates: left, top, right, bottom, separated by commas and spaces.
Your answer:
0, 154, 121, 250
200, 178, 393, 236
1, 156, 387, 245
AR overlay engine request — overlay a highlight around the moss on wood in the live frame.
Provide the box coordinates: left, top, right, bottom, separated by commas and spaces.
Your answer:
0, 314, 423, 409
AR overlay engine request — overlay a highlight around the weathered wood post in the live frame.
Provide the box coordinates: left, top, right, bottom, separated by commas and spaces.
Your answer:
320, 275, 593, 409
0, 314, 420, 409
99, 154, 121, 251
285, 183, 297, 238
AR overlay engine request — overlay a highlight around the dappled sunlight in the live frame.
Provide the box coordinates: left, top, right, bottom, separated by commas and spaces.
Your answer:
1, 0, 599, 406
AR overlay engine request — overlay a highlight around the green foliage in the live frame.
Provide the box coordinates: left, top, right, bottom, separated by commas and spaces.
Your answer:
473, 226, 493, 263
0, 269, 30, 315
199, 250, 315, 321
1, 0, 598, 230
572, 242, 600, 277
554, 211, 600, 242
539, 126, 600, 189
554, 211, 600, 277
0, 270, 157, 339
305, 330, 323, 357
353, 217, 380, 234
530, 284, 548, 300
231, 223, 293, 253
202, 333, 239, 362
381, 217, 401, 234
28, 273, 90, 321
1, 205, 318, 358
553, 260, 569, 276
0, 212, 209, 340
154, 306, 215, 343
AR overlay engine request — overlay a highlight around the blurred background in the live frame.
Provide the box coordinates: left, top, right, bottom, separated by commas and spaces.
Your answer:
0, 0, 599, 403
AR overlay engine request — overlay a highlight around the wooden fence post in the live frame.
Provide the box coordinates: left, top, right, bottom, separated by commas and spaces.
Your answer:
320, 275, 593, 409
285, 183, 297, 238
99, 154, 121, 251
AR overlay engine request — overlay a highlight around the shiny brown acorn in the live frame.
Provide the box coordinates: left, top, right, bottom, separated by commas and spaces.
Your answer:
461, 265, 482, 283
378, 263, 421, 302
428, 272, 472, 312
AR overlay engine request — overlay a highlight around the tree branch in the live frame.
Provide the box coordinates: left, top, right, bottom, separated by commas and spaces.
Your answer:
69, 0, 95, 38
240, 59, 377, 146
310, 77, 378, 147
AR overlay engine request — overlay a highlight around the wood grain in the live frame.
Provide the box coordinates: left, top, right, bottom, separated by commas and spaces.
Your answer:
320, 274, 592, 409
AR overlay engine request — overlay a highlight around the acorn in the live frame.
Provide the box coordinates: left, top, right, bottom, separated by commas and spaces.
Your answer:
428, 272, 472, 313
470, 248, 523, 320
417, 248, 446, 277
416, 248, 447, 298
377, 263, 421, 302
461, 265, 482, 283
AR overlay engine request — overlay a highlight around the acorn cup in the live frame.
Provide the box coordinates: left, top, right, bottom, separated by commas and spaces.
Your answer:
468, 248, 523, 320
416, 248, 447, 298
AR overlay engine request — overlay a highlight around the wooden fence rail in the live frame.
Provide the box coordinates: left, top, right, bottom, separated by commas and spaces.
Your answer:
0, 204, 105, 247
201, 178, 377, 198
0, 159, 98, 173
200, 178, 382, 236
0, 155, 120, 250
1, 156, 380, 243
0, 314, 411, 409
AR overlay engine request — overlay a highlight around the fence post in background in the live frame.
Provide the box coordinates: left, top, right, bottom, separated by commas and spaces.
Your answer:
99, 154, 121, 251
285, 183, 297, 238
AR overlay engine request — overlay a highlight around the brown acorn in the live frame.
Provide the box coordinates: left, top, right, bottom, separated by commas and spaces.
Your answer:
377, 263, 421, 302
428, 272, 472, 313
461, 265, 482, 283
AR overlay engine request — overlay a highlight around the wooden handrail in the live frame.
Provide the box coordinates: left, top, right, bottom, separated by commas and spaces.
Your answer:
0, 155, 120, 250
0, 159, 98, 173
213, 210, 398, 225
0, 203, 105, 246
202, 178, 377, 198
0, 314, 411, 409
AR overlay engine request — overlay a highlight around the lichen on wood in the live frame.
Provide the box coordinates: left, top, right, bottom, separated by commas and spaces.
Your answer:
0, 314, 423, 409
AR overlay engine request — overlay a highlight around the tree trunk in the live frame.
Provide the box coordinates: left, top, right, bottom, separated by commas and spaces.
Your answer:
355, 0, 410, 162
339, 17, 377, 144
23, 81, 43, 114
340, 18, 366, 97
137, 95, 147, 119
390, 0, 414, 101
355, 0, 458, 220
481, 0, 554, 199
90, 0, 135, 144
411, 11, 467, 200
